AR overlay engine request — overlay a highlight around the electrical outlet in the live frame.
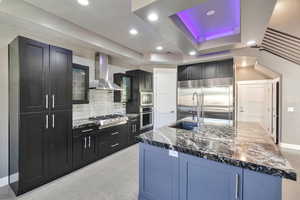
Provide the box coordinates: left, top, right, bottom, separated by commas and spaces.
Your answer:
169, 150, 178, 158
288, 107, 295, 112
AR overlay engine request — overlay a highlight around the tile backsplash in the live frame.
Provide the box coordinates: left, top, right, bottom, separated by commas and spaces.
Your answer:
73, 89, 126, 120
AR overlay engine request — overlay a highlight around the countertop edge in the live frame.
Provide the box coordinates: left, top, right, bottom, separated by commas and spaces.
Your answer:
137, 137, 297, 181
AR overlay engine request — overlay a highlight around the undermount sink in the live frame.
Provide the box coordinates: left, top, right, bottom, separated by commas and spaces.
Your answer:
169, 121, 199, 131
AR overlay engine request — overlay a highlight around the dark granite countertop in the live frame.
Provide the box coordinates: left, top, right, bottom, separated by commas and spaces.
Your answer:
137, 118, 297, 181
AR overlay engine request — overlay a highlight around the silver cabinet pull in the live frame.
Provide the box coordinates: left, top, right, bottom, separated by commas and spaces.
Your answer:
111, 143, 119, 148
52, 114, 55, 128
52, 95, 55, 109
45, 115, 49, 129
88, 136, 91, 148
45, 94, 49, 109
132, 125, 135, 133
134, 125, 137, 132
84, 137, 87, 149
235, 174, 239, 199
81, 129, 93, 133
111, 132, 120, 136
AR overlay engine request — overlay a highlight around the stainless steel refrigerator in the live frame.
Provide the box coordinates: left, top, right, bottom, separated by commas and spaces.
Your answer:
177, 78, 234, 121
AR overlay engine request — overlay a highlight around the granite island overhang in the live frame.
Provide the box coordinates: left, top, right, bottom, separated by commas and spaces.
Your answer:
137, 118, 297, 200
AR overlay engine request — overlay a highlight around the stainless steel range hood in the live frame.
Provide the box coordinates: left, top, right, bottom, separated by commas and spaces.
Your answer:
89, 52, 122, 90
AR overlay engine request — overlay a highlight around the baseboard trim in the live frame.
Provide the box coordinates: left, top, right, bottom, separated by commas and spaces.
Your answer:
0, 176, 8, 188
280, 143, 300, 151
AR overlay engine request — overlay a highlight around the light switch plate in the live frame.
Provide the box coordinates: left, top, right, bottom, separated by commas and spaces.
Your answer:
288, 107, 295, 112
169, 150, 178, 158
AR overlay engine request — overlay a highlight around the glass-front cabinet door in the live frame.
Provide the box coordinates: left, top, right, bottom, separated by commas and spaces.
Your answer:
72, 64, 89, 104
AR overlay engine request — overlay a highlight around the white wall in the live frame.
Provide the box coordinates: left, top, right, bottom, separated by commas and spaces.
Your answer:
258, 51, 300, 146
0, 47, 9, 181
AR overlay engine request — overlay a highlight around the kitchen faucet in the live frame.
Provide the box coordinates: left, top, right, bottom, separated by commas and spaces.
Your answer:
192, 91, 204, 129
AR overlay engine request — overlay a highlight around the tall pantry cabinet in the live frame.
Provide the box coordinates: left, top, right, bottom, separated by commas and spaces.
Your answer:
9, 36, 72, 195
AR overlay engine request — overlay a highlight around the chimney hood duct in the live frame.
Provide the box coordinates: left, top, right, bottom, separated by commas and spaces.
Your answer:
89, 52, 122, 90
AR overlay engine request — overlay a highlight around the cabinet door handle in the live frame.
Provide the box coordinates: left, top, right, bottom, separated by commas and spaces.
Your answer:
111, 143, 119, 148
45, 94, 49, 109
45, 115, 49, 129
134, 125, 136, 133
235, 174, 239, 199
88, 136, 91, 148
111, 132, 120, 136
52, 95, 55, 109
52, 114, 55, 128
81, 129, 94, 133
84, 137, 87, 149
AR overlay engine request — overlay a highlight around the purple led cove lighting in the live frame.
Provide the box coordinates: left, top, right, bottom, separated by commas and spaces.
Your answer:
176, 0, 240, 42
205, 28, 236, 40
177, 12, 201, 41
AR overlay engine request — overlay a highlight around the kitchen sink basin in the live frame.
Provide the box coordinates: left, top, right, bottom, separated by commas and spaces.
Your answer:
169, 121, 199, 131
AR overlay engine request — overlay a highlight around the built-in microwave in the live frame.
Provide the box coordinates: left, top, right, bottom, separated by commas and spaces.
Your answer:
140, 92, 153, 106
140, 106, 153, 130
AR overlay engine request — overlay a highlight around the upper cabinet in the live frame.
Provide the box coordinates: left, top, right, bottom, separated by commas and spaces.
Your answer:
49, 46, 72, 111
113, 73, 132, 103
178, 59, 234, 81
17, 37, 72, 113
126, 70, 153, 92
73, 64, 89, 104
19, 38, 49, 113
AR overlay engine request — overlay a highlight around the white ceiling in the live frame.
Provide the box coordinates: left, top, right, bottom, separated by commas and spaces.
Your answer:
23, 0, 182, 54
269, 0, 300, 37
0, 0, 278, 65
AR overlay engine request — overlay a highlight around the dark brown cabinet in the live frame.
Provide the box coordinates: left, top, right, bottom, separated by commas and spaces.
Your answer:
20, 113, 46, 191
73, 132, 98, 169
178, 59, 234, 81
72, 64, 89, 104
49, 46, 72, 111
126, 70, 153, 92
47, 111, 72, 179
9, 36, 72, 195
128, 117, 140, 145
113, 73, 132, 103
126, 70, 153, 114
19, 38, 49, 113
98, 125, 129, 158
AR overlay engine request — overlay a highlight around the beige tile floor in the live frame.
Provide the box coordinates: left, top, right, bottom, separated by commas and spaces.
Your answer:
0, 145, 299, 200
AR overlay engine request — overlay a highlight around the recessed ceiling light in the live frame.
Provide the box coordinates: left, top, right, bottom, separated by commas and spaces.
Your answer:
129, 28, 138, 35
156, 46, 163, 51
189, 51, 196, 56
206, 10, 216, 16
77, 0, 89, 6
148, 13, 159, 22
246, 40, 256, 46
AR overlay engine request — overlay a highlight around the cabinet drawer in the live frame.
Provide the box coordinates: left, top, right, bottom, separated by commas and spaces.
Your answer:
73, 126, 98, 137
98, 137, 123, 158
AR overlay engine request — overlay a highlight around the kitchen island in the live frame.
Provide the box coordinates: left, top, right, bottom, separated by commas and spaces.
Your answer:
137, 118, 297, 200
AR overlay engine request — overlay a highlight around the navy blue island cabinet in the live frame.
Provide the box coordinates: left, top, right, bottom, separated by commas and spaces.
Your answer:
139, 143, 282, 200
